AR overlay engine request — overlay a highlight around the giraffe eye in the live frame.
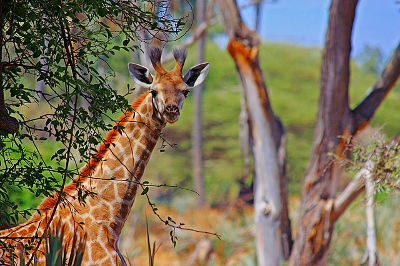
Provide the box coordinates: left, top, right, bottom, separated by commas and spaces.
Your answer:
182, 89, 190, 97
150, 90, 157, 97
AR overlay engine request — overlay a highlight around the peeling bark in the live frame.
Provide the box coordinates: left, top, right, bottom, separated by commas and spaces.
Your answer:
218, 0, 292, 263
289, 0, 400, 263
217, 0, 400, 264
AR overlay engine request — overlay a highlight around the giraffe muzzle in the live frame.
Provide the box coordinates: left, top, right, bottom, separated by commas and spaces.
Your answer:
164, 104, 180, 123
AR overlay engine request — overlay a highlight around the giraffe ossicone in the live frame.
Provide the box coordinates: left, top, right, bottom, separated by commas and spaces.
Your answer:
0, 47, 209, 266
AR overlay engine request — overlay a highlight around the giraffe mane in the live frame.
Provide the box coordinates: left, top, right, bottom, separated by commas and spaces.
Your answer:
38, 91, 150, 211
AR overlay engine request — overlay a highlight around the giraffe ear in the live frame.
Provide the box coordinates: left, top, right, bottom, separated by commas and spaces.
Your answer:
128, 63, 153, 88
183, 63, 209, 88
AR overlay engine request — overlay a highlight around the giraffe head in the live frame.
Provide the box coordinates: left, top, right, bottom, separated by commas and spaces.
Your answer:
128, 47, 209, 123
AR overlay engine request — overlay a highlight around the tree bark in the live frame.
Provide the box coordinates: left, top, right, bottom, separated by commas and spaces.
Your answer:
351, 43, 400, 133
239, 92, 252, 185
193, 0, 207, 207
218, 0, 292, 263
288, 1, 359, 264
0, 91, 19, 135
289, 0, 400, 263
36, 16, 49, 99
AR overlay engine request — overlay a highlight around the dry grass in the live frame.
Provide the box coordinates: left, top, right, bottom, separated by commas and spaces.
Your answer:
118, 193, 400, 266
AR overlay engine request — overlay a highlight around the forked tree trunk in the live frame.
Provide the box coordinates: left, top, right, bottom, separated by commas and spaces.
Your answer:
288, 1, 358, 264
217, 0, 292, 263
218, 0, 400, 264
193, 0, 207, 207
289, 0, 400, 264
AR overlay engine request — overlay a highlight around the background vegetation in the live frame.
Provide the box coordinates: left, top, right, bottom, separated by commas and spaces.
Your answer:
9, 35, 400, 264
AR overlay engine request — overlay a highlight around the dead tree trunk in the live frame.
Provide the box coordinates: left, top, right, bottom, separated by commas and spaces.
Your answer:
218, 0, 292, 263
238, 93, 252, 186
289, 0, 400, 264
193, 0, 207, 207
36, 19, 49, 99
217, 0, 400, 263
238, 0, 255, 195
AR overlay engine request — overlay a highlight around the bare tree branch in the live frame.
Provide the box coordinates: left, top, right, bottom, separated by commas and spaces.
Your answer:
364, 160, 378, 266
333, 134, 400, 222
239, 0, 277, 9
332, 169, 365, 222
162, 0, 216, 65
351, 43, 400, 133
161, 19, 217, 64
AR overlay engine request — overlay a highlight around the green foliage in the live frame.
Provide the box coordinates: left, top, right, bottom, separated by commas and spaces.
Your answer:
330, 134, 400, 263
347, 134, 400, 194
0, 0, 187, 227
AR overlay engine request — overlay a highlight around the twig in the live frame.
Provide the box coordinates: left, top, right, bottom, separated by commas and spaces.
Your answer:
161, 18, 217, 64
332, 165, 367, 222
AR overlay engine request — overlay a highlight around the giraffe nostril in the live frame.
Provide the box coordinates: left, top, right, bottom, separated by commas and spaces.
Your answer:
166, 104, 179, 113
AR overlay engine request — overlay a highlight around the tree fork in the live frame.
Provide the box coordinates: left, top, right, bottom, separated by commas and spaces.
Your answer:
289, 0, 360, 264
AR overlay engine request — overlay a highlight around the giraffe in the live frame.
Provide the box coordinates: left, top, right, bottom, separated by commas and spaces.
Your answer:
0, 47, 209, 265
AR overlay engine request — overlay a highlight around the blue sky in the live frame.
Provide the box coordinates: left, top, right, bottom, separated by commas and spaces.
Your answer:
240, 0, 400, 60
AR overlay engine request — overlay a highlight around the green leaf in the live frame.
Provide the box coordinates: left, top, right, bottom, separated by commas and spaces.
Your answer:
141, 187, 149, 195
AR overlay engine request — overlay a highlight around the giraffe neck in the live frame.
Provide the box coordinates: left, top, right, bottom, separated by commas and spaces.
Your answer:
0, 92, 166, 264
78, 91, 166, 243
